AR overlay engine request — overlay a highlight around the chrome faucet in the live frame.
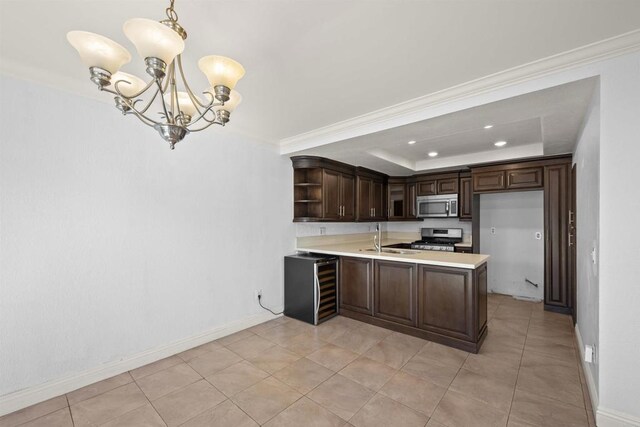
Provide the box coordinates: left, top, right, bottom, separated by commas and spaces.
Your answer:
373, 222, 382, 252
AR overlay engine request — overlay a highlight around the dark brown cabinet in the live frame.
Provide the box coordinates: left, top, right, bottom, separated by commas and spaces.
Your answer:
473, 170, 505, 192
416, 174, 459, 196
374, 261, 417, 326
507, 167, 543, 190
387, 181, 407, 219
417, 180, 436, 196
322, 170, 355, 221
372, 181, 385, 220
437, 177, 459, 194
472, 164, 544, 193
339, 255, 488, 353
544, 162, 571, 313
292, 156, 356, 222
322, 169, 341, 220
406, 181, 417, 219
459, 175, 472, 221
386, 178, 420, 221
339, 257, 374, 315
417, 263, 487, 345
356, 171, 386, 221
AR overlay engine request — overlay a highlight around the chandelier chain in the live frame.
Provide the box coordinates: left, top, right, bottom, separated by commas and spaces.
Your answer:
166, 0, 178, 22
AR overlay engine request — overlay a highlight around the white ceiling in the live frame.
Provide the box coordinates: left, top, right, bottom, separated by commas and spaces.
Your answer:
0, 0, 638, 145
292, 77, 598, 175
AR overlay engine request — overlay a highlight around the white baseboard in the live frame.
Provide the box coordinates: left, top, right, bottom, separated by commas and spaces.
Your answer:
597, 407, 640, 427
574, 324, 599, 410
0, 309, 282, 416
574, 325, 640, 426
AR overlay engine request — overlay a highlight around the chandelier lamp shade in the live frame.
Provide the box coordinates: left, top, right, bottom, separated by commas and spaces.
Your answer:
66, 0, 245, 149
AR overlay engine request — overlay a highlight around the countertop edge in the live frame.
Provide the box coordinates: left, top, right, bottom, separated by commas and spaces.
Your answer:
295, 246, 488, 270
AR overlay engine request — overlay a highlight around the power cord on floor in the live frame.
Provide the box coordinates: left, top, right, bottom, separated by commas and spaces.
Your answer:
258, 294, 283, 315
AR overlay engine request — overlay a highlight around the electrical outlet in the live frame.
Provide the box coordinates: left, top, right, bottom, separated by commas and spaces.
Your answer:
585, 345, 597, 363
490, 227, 496, 235
254, 289, 263, 300
535, 232, 542, 240
319, 227, 326, 235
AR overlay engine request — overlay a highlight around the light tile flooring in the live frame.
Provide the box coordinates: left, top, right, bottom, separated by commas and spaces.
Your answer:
0, 294, 596, 427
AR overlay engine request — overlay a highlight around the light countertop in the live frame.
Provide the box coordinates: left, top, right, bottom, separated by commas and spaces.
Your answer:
296, 239, 489, 269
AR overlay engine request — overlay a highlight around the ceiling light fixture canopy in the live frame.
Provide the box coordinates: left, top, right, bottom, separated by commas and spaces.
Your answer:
67, 0, 245, 149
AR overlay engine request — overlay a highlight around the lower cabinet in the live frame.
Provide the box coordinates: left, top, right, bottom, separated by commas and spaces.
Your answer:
339, 256, 488, 353
374, 260, 417, 326
417, 265, 475, 341
339, 257, 374, 315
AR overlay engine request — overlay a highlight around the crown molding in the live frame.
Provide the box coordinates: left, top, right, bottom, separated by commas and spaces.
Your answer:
279, 29, 640, 155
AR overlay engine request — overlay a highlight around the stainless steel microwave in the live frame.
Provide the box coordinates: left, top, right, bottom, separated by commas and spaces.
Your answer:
416, 194, 459, 218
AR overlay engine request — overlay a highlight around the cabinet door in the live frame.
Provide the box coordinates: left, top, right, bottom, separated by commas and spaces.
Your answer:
406, 183, 417, 219
417, 180, 437, 196
417, 265, 474, 341
472, 171, 505, 193
357, 177, 372, 221
387, 183, 406, 219
340, 257, 373, 315
322, 169, 341, 219
544, 164, 570, 310
437, 178, 458, 194
506, 167, 543, 190
372, 180, 385, 220
459, 177, 472, 220
341, 174, 356, 221
374, 261, 417, 326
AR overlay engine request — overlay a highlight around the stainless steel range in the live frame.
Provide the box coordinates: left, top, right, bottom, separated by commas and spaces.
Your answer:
411, 228, 463, 252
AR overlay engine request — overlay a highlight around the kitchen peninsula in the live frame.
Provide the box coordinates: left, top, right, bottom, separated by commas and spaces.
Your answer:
297, 236, 489, 353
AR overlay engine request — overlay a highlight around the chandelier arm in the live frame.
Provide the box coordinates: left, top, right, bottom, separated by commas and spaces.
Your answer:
185, 105, 219, 127
156, 80, 173, 124
112, 77, 157, 100
176, 55, 215, 110
187, 120, 224, 133
135, 85, 163, 115
125, 108, 160, 127
162, 61, 173, 93
124, 97, 165, 126
116, 95, 163, 126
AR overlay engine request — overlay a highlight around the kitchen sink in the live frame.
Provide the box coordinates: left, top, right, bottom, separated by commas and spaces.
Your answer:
359, 248, 421, 255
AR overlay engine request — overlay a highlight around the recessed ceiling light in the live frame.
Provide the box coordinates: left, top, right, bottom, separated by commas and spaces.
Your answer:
484, 124, 493, 129
428, 152, 438, 157
494, 141, 507, 147
408, 140, 416, 145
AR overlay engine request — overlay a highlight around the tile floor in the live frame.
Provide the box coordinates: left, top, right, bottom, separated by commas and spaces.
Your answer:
0, 294, 596, 427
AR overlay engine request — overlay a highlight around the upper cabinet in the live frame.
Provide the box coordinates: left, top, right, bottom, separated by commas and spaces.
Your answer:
356, 168, 386, 222
322, 170, 355, 221
471, 163, 544, 193
291, 156, 356, 222
416, 173, 459, 196
387, 177, 420, 221
459, 173, 472, 221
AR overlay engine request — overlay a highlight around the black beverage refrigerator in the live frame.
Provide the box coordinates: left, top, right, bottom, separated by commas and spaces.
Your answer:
284, 253, 338, 325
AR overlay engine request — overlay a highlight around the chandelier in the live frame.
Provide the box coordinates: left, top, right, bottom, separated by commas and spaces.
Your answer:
67, 0, 245, 149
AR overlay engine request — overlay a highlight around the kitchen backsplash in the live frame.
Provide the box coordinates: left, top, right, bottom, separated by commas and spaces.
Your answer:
295, 219, 472, 242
